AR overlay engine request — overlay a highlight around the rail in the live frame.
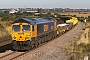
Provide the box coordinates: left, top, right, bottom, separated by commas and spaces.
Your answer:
0, 35, 12, 46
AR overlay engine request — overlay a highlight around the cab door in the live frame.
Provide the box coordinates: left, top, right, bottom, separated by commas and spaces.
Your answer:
31, 24, 37, 38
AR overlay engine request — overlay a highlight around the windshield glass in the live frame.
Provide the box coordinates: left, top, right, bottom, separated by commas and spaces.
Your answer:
22, 25, 30, 32
12, 25, 20, 32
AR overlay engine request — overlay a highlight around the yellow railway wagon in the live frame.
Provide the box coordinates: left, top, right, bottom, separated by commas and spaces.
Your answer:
57, 23, 72, 36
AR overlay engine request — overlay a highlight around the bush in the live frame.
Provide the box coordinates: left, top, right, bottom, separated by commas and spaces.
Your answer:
0, 24, 4, 28
1, 16, 15, 21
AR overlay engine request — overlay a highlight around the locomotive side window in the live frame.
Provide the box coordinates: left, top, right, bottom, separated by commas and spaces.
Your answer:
51, 26, 53, 30
32, 25, 34, 31
44, 24, 48, 32
12, 25, 20, 32
22, 25, 30, 31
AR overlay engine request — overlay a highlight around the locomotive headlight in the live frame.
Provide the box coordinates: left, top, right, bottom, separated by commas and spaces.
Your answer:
28, 38, 30, 40
26, 35, 30, 40
25, 37, 30, 40
12, 36, 16, 40
12, 38, 15, 40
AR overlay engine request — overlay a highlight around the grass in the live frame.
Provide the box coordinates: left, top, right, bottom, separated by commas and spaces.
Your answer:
62, 40, 90, 60
62, 22, 90, 60
0, 21, 11, 38
0, 24, 4, 28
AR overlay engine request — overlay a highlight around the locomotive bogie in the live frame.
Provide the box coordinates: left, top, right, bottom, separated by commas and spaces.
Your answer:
12, 40, 31, 50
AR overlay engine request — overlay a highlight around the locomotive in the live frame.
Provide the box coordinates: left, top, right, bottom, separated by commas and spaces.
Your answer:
10, 17, 78, 50
11, 18, 57, 50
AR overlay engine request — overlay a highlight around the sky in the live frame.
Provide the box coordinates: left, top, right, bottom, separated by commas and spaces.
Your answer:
0, 0, 90, 9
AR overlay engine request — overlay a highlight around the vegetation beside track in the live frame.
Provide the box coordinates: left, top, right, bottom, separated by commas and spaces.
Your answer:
0, 21, 11, 38
62, 21, 90, 60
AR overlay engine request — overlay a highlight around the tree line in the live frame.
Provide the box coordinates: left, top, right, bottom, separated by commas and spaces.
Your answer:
0, 11, 90, 22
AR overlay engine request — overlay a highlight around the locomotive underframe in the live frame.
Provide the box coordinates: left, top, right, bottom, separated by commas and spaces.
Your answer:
12, 31, 57, 50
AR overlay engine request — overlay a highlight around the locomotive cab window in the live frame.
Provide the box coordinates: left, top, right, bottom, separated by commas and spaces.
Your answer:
12, 25, 20, 32
22, 25, 30, 32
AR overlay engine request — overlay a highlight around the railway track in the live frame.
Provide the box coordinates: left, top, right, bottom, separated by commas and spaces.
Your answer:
0, 35, 60, 60
0, 36, 12, 46
0, 51, 24, 60
0, 51, 15, 59
0, 29, 68, 60
0, 36, 11, 42
0, 22, 84, 60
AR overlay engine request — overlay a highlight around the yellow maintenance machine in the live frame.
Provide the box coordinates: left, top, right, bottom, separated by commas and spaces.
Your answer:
66, 17, 78, 25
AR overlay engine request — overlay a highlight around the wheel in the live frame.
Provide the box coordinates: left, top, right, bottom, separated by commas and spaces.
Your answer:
35, 43, 38, 47
25, 41, 31, 50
